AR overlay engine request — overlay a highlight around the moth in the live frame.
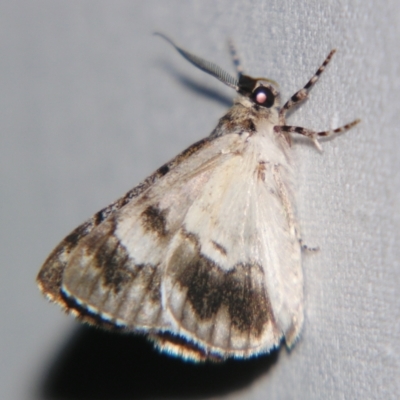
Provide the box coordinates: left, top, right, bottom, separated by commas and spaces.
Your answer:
37, 34, 360, 362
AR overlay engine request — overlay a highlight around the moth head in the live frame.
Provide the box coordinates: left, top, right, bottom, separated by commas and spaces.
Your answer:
237, 75, 280, 109
155, 33, 280, 108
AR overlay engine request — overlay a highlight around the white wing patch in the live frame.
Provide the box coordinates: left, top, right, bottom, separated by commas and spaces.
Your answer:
37, 37, 360, 362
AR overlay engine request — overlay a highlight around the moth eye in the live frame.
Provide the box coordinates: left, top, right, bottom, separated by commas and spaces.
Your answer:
252, 86, 275, 108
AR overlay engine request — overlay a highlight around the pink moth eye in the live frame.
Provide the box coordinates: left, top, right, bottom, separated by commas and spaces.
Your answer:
251, 86, 275, 108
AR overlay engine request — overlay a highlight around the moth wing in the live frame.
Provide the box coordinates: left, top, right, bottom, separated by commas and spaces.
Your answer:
162, 136, 303, 358
37, 133, 245, 329
38, 130, 302, 359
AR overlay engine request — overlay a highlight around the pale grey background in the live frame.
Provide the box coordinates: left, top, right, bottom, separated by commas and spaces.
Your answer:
1, 1, 399, 399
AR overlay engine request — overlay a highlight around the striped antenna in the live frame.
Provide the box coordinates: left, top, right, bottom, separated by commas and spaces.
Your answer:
155, 33, 239, 90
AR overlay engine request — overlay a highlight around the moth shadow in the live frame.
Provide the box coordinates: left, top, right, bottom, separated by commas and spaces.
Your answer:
156, 59, 233, 108
38, 325, 279, 400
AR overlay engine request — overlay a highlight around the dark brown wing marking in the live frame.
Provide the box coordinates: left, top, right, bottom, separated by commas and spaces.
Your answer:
141, 205, 169, 238
168, 232, 274, 338
61, 216, 162, 326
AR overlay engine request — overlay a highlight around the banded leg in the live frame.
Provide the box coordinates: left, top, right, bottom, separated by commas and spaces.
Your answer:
279, 49, 337, 124
274, 119, 361, 151
228, 39, 244, 76
298, 238, 319, 252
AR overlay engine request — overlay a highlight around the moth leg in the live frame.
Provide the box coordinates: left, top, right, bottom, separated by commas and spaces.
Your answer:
228, 39, 244, 76
298, 237, 319, 252
274, 119, 360, 151
279, 49, 336, 123
294, 225, 319, 252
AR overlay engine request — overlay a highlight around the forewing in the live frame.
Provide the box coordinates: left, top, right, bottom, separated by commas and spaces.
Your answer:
37, 133, 246, 329
163, 138, 302, 358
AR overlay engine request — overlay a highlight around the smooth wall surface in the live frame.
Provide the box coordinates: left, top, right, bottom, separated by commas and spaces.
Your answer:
1, 1, 399, 399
